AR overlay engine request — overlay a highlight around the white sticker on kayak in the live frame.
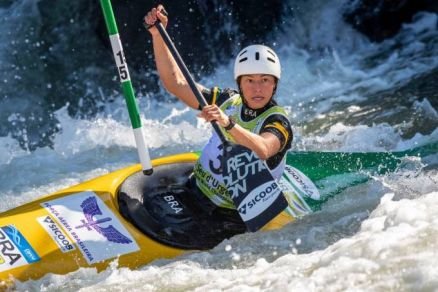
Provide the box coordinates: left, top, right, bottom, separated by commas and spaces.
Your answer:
278, 178, 312, 218
37, 215, 76, 253
283, 165, 320, 200
0, 225, 40, 272
41, 192, 139, 265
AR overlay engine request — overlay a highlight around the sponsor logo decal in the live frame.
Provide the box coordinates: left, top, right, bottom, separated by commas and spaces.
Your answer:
0, 225, 40, 272
223, 150, 267, 200
37, 215, 75, 253
277, 179, 310, 217
284, 166, 320, 200
75, 196, 132, 244
238, 181, 281, 221
41, 192, 139, 265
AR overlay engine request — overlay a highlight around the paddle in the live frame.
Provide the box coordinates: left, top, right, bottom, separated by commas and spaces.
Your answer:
100, 0, 153, 175
148, 15, 288, 232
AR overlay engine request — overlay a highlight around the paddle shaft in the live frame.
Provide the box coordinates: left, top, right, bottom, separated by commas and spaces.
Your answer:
154, 23, 228, 144
100, 0, 153, 175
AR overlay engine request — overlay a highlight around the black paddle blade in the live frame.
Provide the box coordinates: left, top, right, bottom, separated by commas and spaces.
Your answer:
222, 143, 288, 232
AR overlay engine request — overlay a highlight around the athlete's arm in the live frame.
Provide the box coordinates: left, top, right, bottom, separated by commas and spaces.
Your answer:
144, 5, 204, 109
230, 127, 281, 160
198, 105, 282, 160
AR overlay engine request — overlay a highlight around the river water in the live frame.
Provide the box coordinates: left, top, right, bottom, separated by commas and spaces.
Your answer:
1, 0, 437, 291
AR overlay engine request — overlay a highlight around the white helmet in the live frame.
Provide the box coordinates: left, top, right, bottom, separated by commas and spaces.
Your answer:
233, 45, 281, 81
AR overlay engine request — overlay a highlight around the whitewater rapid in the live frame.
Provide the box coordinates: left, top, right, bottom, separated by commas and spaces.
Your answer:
1, 0, 437, 291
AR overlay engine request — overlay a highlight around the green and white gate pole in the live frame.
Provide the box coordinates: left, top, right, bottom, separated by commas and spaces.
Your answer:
100, 0, 153, 175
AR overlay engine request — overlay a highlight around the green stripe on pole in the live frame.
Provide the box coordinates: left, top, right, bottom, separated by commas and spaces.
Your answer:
100, 0, 118, 35
100, 0, 141, 129
100, 0, 153, 174
121, 81, 142, 129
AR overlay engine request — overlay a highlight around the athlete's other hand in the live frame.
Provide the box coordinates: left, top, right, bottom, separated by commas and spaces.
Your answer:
144, 4, 168, 36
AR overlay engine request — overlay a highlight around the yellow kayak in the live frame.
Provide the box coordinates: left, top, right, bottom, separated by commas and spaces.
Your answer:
0, 153, 192, 286
0, 151, 312, 288
2, 142, 434, 288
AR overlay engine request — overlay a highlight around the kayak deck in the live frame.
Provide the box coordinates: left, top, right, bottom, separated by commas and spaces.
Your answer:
118, 162, 246, 250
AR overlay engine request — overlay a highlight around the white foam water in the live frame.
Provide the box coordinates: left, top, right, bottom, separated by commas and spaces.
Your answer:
1, 1, 437, 291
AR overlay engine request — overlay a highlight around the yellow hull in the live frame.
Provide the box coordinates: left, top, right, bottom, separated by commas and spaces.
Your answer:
0, 153, 199, 287
0, 151, 304, 288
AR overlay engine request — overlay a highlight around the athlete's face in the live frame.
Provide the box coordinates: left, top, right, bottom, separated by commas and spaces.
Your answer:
239, 74, 276, 109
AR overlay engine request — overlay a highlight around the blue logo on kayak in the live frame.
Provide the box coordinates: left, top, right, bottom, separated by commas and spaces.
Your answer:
1, 225, 40, 264
75, 196, 132, 244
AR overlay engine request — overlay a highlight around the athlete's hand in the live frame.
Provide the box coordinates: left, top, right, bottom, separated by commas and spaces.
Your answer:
144, 5, 168, 36
198, 105, 230, 128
